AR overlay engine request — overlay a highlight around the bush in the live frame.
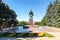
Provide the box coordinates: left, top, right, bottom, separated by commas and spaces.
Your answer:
19, 21, 28, 26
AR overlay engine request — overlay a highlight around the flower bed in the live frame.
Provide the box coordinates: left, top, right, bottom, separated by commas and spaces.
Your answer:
0, 32, 54, 38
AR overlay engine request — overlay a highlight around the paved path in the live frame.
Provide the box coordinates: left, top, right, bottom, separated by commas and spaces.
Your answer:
29, 26, 60, 33
16, 37, 60, 40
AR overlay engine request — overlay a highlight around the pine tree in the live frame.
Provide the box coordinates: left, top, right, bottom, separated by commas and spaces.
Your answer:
45, 0, 60, 27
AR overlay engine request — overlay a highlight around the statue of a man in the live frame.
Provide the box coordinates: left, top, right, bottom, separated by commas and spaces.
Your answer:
29, 10, 34, 17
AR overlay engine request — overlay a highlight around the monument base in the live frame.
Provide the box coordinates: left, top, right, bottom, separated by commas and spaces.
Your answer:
29, 25, 38, 29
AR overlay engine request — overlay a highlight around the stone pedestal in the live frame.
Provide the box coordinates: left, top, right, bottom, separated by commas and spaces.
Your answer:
29, 18, 33, 27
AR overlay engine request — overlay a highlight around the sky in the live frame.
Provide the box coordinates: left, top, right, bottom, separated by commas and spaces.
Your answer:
3, 0, 53, 22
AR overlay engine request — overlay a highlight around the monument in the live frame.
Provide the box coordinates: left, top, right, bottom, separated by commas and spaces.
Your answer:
29, 10, 34, 27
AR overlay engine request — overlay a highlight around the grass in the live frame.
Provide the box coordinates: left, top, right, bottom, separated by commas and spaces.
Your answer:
44, 33, 54, 37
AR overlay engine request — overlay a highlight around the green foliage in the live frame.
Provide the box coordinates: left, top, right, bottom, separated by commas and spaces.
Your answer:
19, 21, 28, 26
41, 0, 60, 27
34, 22, 38, 25
35, 22, 44, 26
35, 17, 46, 26
0, 0, 17, 29
38, 17, 46, 26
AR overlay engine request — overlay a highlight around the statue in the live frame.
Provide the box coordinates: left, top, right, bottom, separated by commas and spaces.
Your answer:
29, 10, 34, 17
29, 10, 34, 27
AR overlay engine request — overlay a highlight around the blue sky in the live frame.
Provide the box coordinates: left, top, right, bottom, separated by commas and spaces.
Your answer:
3, 0, 53, 22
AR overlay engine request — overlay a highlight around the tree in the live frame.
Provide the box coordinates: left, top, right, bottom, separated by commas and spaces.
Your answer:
34, 22, 39, 25
19, 21, 28, 26
39, 17, 46, 26
44, 0, 60, 27
0, 0, 17, 29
